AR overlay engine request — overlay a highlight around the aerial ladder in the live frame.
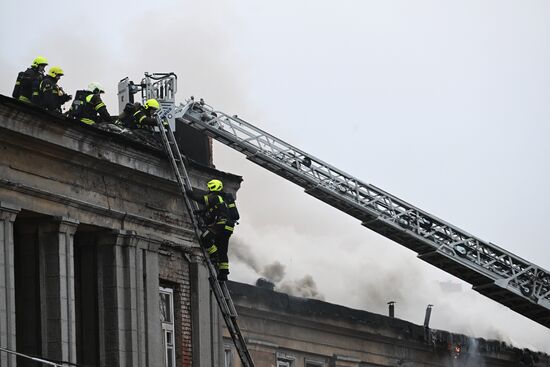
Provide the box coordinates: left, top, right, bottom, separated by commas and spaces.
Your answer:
118, 74, 255, 367
172, 99, 550, 329
121, 71, 549, 340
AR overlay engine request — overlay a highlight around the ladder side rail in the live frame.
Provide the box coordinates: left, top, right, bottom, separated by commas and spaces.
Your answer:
208, 278, 255, 366
155, 115, 255, 367
182, 106, 550, 307
181, 110, 447, 236
258, 145, 541, 286
218, 282, 255, 363
225, 320, 254, 365
186, 109, 544, 265
220, 282, 239, 317
189, 109, 459, 219
224, 312, 255, 364
224, 137, 550, 303
155, 115, 226, 291
191, 109, 520, 255
183, 108, 514, 248
187, 111, 382, 207
184, 108, 505, 248
208, 109, 375, 185
156, 109, 228, 279
155, 116, 203, 236
157, 118, 253, 365
0, 346, 64, 366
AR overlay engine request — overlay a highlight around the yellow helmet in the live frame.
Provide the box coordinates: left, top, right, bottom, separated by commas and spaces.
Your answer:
48, 66, 64, 78
207, 179, 223, 192
32, 56, 48, 67
145, 98, 160, 110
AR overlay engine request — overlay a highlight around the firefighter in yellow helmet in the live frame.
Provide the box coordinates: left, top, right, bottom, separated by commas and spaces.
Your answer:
39, 66, 72, 112
12, 56, 48, 104
68, 82, 111, 125
187, 179, 239, 281
118, 98, 164, 131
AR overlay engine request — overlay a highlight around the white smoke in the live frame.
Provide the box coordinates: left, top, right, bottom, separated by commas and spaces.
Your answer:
462, 338, 488, 367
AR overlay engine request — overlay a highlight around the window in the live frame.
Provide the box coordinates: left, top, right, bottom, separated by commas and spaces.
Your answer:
305, 360, 324, 367
224, 345, 233, 367
160, 287, 176, 367
277, 360, 292, 367
277, 352, 294, 367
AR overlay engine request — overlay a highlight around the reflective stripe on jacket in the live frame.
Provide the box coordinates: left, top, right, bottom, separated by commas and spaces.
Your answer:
79, 93, 111, 124
13, 67, 43, 104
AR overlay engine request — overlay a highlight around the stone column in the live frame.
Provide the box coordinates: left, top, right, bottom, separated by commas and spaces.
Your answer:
39, 216, 79, 364
0, 202, 20, 367
98, 230, 161, 367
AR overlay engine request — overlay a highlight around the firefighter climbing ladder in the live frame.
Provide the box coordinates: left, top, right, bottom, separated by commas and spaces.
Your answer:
154, 113, 255, 367
172, 100, 550, 329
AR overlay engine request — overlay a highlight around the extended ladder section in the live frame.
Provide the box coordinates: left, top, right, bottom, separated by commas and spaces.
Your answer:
177, 101, 550, 329
154, 113, 255, 367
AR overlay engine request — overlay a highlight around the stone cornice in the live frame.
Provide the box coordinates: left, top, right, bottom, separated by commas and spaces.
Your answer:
0, 94, 242, 188
0, 178, 195, 238
0, 95, 242, 244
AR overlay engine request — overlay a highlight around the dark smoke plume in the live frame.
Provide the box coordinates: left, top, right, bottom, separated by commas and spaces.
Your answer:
231, 237, 324, 300
261, 261, 285, 283
278, 275, 325, 301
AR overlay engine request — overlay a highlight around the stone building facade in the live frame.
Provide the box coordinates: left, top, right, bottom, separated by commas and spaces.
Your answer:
0, 95, 238, 366
2, 94, 549, 367
222, 282, 550, 367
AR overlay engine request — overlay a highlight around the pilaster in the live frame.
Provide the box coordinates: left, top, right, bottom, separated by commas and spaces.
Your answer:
97, 230, 161, 367
38, 216, 79, 363
0, 202, 20, 367
190, 250, 215, 367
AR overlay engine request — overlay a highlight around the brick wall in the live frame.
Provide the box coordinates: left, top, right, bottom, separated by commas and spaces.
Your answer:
159, 245, 193, 367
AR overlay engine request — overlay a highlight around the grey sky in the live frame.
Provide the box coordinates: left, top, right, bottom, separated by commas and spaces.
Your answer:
2, 0, 549, 352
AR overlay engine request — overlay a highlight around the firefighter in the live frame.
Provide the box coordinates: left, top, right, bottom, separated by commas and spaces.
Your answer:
187, 179, 237, 281
12, 56, 48, 104
69, 82, 111, 125
39, 66, 72, 112
118, 99, 162, 131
